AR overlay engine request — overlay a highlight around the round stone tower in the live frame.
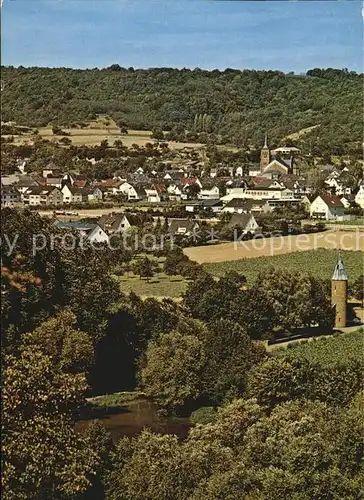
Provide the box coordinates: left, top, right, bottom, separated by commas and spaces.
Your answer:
331, 254, 348, 328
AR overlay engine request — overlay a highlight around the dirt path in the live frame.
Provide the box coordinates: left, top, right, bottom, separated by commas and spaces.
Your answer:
184, 230, 364, 264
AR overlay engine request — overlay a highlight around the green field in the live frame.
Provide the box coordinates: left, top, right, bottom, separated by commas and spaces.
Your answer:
115, 249, 363, 299
87, 391, 144, 408
272, 329, 364, 367
204, 249, 363, 284
117, 272, 189, 299
326, 218, 364, 226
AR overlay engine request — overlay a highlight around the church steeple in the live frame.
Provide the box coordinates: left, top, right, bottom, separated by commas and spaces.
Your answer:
260, 132, 270, 171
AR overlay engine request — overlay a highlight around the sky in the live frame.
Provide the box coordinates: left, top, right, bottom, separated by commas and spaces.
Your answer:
1, 0, 363, 73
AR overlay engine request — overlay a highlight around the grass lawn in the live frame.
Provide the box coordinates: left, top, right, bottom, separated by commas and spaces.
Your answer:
326, 218, 364, 227
271, 328, 364, 367
203, 249, 363, 285
86, 391, 144, 408
116, 271, 189, 299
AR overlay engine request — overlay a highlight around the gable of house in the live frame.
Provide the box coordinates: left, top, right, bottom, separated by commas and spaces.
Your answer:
168, 219, 199, 235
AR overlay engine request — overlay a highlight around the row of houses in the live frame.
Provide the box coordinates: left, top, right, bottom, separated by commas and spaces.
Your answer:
2, 156, 363, 220
52, 211, 260, 244
0, 169, 314, 206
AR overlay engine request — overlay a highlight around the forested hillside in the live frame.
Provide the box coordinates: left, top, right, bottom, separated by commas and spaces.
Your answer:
1, 66, 362, 152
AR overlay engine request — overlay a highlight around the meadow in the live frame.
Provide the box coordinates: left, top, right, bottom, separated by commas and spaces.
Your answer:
203, 249, 363, 284
6, 117, 204, 150
117, 271, 189, 299
272, 329, 364, 367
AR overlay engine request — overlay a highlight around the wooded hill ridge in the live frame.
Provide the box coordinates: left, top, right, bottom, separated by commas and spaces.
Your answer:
1, 66, 362, 152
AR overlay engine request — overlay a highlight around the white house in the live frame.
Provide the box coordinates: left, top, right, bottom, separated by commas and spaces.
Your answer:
244, 187, 295, 200
1, 186, 21, 205
62, 173, 75, 186
144, 186, 161, 203
355, 185, 364, 209
44, 177, 63, 189
248, 165, 261, 177
167, 184, 183, 201
23, 186, 64, 206
224, 187, 246, 200
128, 186, 147, 201
198, 185, 220, 200
309, 194, 345, 220
222, 185, 296, 203
168, 219, 200, 236
97, 213, 133, 234
61, 185, 83, 204
116, 181, 135, 197
227, 213, 260, 234
324, 176, 352, 196
84, 187, 103, 202
223, 198, 271, 215
54, 221, 109, 243
273, 146, 301, 155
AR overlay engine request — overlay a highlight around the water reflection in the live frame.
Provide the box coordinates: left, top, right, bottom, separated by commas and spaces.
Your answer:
76, 397, 191, 442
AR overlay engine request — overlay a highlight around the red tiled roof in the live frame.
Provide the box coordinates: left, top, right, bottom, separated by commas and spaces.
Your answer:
181, 177, 198, 185
73, 179, 88, 188
320, 194, 344, 208
252, 177, 267, 185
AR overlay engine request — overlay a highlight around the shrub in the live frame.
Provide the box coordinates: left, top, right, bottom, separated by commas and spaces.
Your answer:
190, 406, 217, 425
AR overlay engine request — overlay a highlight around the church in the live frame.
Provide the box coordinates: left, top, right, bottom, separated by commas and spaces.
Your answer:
259, 134, 300, 178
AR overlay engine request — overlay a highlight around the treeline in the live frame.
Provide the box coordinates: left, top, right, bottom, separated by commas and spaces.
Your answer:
1, 66, 362, 153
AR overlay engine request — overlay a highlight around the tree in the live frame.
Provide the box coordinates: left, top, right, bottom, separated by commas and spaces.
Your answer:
202, 320, 266, 402
105, 431, 184, 500
184, 183, 201, 199
24, 309, 95, 374
2, 345, 98, 499
1, 209, 120, 347
163, 248, 189, 275
251, 269, 334, 332
103, 394, 363, 500
139, 328, 206, 412
247, 355, 363, 409
59, 137, 72, 145
132, 256, 154, 282
90, 294, 180, 395
151, 128, 164, 140
350, 274, 364, 302
246, 356, 318, 409
81, 420, 115, 499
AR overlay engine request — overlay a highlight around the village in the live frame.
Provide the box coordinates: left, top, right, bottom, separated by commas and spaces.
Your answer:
1, 134, 363, 244
2, 0, 364, 497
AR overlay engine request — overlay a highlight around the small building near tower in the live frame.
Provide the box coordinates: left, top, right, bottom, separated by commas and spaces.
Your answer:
331, 254, 348, 328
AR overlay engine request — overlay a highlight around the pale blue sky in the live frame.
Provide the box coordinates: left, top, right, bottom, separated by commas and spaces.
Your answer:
2, 0, 363, 72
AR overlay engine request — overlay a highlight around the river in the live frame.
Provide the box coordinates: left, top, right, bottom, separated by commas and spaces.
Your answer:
76, 397, 191, 442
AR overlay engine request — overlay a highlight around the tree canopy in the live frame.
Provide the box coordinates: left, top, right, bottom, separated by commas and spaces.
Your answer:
2, 66, 362, 152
